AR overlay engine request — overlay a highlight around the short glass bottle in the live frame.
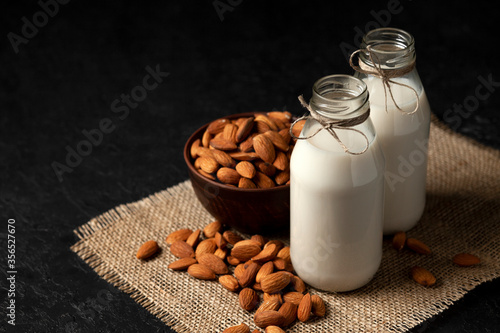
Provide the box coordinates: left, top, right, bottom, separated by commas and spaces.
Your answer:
353, 27, 431, 235
290, 74, 385, 292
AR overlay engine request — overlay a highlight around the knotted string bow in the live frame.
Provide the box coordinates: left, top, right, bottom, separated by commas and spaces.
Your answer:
289, 95, 370, 155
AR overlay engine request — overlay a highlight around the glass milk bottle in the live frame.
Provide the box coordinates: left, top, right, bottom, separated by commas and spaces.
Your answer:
352, 27, 431, 235
290, 75, 385, 292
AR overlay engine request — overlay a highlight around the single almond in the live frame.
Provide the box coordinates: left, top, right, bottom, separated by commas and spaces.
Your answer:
255, 120, 271, 133
263, 130, 289, 152
251, 235, 266, 247
236, 117, 255, 142
202, 129, 212, 147
136, 240, 159, 259
272, 258, 292, 271
197, 253, 229, 275
290, 275, 306, 293
311, 294, 326, 317
392, 231, 406, 251
222, 323, 250, 333
291, 119, 306, 138
199, 156, 219, 174
253, 134, 276, 164
185, 229, 201, 248
253, 172, 276, 189
166, 229, 193, 245
214, 248, 228, 260
229, 151, 259, 161
263, 293, 283, 304
272, 151, 289, 171
238, 177, 257, 189
276, 247, 290, 262
187, 264, 216, 280
214, 231, 227, 249
407, 238, 431, 255
278, 302, 298, 327
256, 298, 281, 315
265, 326, 285, 333
223, 230, 243, 245
254, 310, 285, 329
217, 167, 241, 185
297, 293, 312, 322
234, 263, 246, 281
283, 292, 304, 306
239, 134, 256, 152
255, 114, 279, 131
195, 238, 217, 257
190, 138, 201, 159
239, 287, 259, 311
170, 240, 195, 258
267, 111, 292, 123
223, 123, 239, 144
255, 160, 276, 177
168, 257, 197, 271
264, 240, 284, 251
210, 137, 238, 151
203, 220, 222, 238
207, 118, 229, 134
274, 170, 290, 185
198, 169, 216, 180
196, 146, 214, 158
235, 161, 257, 179
252, 243, 279, 262
453, 253, 481, 267
212, 149, 236, 168
219, 274, 240, 292
234, 239, 262, 248
256, 261, 274, 283
411, 266, 436, 287
227, 256, 241, 266
261, 271, 291, 294
278, 128, 291, 145
238, 261, 261, 288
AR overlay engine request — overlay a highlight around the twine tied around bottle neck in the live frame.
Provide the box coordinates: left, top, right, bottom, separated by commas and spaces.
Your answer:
289, 95, 370, 155
349, 45, 419, 115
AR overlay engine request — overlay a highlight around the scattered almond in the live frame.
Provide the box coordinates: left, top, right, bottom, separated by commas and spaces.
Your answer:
265, 326, 285, 333
278, 302, 298, 327
261, 272, 291, 294
297, 293, 312, 322
239, 288, 259, 311
256, 298, 281, 315
197, 253, 229, 275
392, 231, 406, 251
136, 240, 159, 260
170, 240, 195, 258
452, 253, 480, 267
254, 310, 285, 329
311, 295, 326, 317
283, 291, 304, 306
195, 238, 217, 257
219, 274, 240, 293
166, 229, 193, 245
222, 323, 250, 333
185, 229, 201, 248
407, 238, 431, 255
256, 261, 274, 283
203, 221, 222, 238
168, 257, 197, 271
187, 264, 216, 280
411, 266, 436, 287
223, 230, 243, 245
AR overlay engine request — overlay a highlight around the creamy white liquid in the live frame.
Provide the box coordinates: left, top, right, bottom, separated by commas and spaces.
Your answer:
290, 121, 385, 292
364, 77, 431, 234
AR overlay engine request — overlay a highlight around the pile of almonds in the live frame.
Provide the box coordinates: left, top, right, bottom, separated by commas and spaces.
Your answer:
189, 111, 305, 188
391, 231, 481, 287
136, 221, 325, 332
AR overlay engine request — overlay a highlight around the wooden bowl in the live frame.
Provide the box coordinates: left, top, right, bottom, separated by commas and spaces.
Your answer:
183, 112, 290, 234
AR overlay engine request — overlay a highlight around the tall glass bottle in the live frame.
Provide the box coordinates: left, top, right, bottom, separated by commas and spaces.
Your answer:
352, 27, 431, 235
290, 75, 385, 292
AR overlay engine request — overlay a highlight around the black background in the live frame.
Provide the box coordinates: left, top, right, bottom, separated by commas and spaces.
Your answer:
1, 1, 499, 332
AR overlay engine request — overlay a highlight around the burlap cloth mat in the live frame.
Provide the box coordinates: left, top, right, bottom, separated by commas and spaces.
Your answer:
71, 116, 500, 333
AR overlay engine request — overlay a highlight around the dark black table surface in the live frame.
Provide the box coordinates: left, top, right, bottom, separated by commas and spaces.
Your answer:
1, 1, 499, 332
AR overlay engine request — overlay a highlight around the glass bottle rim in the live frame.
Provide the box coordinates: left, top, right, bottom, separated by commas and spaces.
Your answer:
310, 74, 370, 119
360, 27, 415, 69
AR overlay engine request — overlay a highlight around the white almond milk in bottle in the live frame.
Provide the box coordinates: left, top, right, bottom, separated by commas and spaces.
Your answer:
353, 28, 431, 235
290, 75, 385, 292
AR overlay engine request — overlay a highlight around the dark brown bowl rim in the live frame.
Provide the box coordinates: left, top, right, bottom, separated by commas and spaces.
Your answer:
183, 112, 291, 192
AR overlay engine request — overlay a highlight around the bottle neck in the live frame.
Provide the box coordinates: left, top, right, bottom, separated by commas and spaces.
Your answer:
309, 75, 370, 121
359, 27, 416, 71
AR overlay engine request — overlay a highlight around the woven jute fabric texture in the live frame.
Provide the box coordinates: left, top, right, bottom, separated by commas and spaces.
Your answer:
71, 116, 500, 333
